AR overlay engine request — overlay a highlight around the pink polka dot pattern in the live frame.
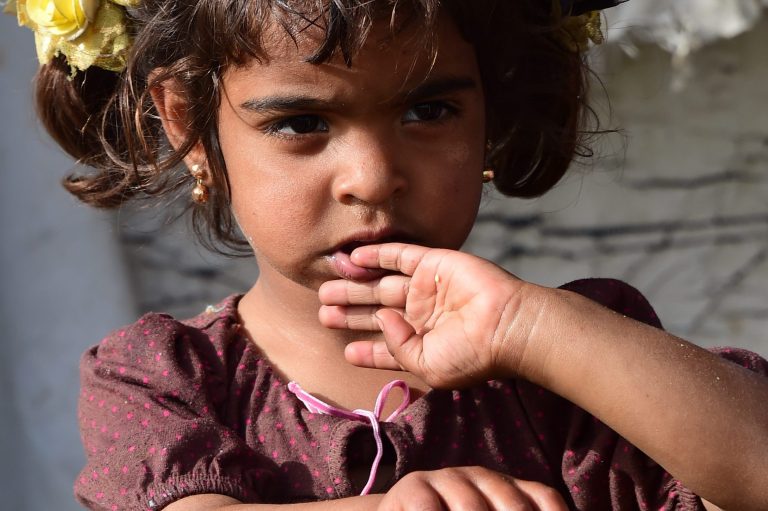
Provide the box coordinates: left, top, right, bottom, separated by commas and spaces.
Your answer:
74, 280, 768, 510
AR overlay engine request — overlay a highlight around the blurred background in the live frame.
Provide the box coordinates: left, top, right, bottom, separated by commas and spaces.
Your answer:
2, 1, 767, 509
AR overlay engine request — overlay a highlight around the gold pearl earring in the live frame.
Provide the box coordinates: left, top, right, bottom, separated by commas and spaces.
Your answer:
190, 164, 209, 204
483, 140, 495, 183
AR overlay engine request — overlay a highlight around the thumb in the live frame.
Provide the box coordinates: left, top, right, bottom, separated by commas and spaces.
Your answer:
376, 309, 425, 376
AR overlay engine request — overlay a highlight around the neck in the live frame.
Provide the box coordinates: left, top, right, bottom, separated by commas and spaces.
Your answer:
237, 269, 431, 415
238, 271, 379, 360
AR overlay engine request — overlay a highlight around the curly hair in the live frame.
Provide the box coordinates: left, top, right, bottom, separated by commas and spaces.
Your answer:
34, 0, 594, 254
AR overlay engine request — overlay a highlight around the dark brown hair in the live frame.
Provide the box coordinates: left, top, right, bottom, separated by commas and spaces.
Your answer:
35, 0, 594, 254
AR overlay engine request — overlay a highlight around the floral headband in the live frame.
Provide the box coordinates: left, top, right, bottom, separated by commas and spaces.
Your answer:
556, 0, 628, 51
4, 0, 137, 73
5, 0, 627, 74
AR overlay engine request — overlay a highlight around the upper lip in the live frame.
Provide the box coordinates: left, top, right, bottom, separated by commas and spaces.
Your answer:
328, 227, 416, 255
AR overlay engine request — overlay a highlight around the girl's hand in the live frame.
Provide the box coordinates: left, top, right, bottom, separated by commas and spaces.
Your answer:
378, 466, 568, 511
318, 243, 546, 388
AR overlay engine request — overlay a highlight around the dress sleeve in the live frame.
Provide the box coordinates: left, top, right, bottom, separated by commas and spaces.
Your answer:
514, 278, 768, 510
74, 311, 273, 510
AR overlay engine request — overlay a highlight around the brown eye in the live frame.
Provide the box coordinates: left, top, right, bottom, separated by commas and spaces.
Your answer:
403, 101, 455, 123
269, 115, 329, 136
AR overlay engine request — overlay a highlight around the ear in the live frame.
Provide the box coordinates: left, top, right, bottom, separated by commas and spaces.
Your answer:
149, 74, 207, 169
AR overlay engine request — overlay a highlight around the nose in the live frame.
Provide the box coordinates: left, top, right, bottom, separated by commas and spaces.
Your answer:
331, 131, 408, 206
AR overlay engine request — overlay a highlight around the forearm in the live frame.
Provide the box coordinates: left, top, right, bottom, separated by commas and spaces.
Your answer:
219, 496, 384, 511
164, 493, 384, 511
512, 285, 768, 510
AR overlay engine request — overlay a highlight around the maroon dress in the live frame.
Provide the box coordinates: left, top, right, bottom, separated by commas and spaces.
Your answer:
74, 279, 768, 510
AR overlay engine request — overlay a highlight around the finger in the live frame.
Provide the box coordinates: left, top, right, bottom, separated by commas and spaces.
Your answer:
511, 480, 568, 511
345, 340, 403, 371
375, 308, 427, 376
319, 305, 376, 330
472, 475, 534, 511
443, 484, 491, 511
350, 243, 433, 275
378, 480, 443, 511
456, 467, 534, 511
318, 275, 410, 307
401, 490, 443, 511
428, 472, 490, 511
319, 305, 405, 330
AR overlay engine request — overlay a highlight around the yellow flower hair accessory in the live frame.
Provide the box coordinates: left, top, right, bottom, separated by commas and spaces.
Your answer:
558, 11, 604, 52
5, 0, 139, 73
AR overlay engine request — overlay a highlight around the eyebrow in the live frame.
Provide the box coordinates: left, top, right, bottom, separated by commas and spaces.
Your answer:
401, 76, 479, 104
240, 95, 345, 114
239, 75, 479, 114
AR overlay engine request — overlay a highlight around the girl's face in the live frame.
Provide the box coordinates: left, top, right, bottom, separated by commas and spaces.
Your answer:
218, 15, 486, 293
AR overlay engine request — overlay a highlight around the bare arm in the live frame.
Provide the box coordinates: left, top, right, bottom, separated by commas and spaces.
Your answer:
515, 286, 768, 510
320, 244, 768, 510
163, 467, 568, 511
703, 501, 725, 511
164, 493, 384, 511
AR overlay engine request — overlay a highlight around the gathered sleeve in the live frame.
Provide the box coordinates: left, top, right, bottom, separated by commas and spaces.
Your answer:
74, 309, 274, 510
514, 278, 768, 510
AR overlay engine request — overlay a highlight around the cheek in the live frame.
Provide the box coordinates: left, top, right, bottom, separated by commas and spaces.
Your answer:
224, 154, 329, 258
447, 131, 485, 212
435, 133, 485, 195
443, 111, 486, 185
220, 136, 303, 226
416, 138, 484, 246
229, 178, 312, 246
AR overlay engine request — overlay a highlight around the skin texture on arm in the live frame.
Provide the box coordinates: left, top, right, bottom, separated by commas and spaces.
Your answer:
163, 467, 569, 511
526, 288, 768, 510
164, 493, 384, 511
319, 243, 768, 511
703, 501, 725, 511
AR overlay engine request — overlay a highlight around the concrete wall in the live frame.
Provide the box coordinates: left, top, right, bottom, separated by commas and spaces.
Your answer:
0, 19, 138, 511
466, 18, 768, 354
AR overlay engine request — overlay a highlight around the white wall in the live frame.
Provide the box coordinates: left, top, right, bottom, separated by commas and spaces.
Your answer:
466, 18, 768, 355
0, 17, 138, 510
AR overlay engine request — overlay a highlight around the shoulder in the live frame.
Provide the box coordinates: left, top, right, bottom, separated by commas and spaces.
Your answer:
80, 294, 252, 395
558, 277, 662, 328
709, 346, 768, 376
86, 294, 243, 355
75, 295, 276, 509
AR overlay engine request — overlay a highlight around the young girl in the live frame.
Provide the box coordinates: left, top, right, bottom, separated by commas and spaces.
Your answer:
9, 0, 768, 509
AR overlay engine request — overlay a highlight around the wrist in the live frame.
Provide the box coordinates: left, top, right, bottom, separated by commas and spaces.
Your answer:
509, 286, 637, 398
491, 280, 559, 384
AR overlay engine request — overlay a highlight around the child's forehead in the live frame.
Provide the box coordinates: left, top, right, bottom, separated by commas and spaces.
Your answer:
223, 15, 479, 103
258, 9, 433, 67
231, 12, 462, 85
